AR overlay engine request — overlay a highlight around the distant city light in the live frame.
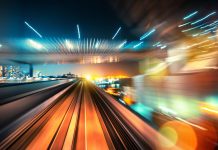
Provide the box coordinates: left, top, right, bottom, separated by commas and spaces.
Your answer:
85, 74, 92, 80
112, 27, 122, 40
77, 24, 81, 39
24, 21, 43, 38
65, 40, 74, 49
140, 29, 156, 40
27, 39, 43, 50
133, 41, 143, 48
183, 11, 198, 20
191, 11, 216, 25
0, 44, 2, 48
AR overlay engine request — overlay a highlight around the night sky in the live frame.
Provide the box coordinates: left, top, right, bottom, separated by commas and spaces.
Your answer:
0, 0, 133, 39
0, 0, 217, 40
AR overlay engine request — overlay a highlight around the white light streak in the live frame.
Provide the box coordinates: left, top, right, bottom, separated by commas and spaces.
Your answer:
112, 27, 121, 40
77, 24, 81, 39
182, 23, 206, 32
178, 22, 191, 27
24, 21, 42, 38
65, 40, 74, 49
176, 117, 207, 131
161, 45, 167, 49
192, 33, 199, 37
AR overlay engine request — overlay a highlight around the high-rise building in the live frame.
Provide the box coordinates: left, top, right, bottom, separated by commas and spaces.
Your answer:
1, 65, 27, 79
0, 65, 2, 77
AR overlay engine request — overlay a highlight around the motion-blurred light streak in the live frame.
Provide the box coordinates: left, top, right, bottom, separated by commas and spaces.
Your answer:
156, 44, 162, 47
199, 31, 211, 36
77, 24, 81, 39
208, 34, 218, 39
118, 40, 127, 49
183, 11, 198, 20
185, 40, 209, 49
24, 21, 43, 38
153, 41, 161, 47
204, 26, 217, 32
182, 24, 206, 32
178, 22, 191, 27
191, 12, 216, 25
202, 107, 218, 114
65, 40, 74, 49
176, 117, 207, 131
192, 33, 199, 37
133, 41, 143, 48
27, 39, 44, 50
112, 27, 121, 40
140, 29, 156, 40
198, 42, 218, 48
161, 45, 167, 49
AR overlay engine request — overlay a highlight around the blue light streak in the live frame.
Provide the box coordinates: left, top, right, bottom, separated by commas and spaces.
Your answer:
140, 29, 156, 40
24, 21, 42, 38
183, 11, 198, 20
201, 20, 218, 29
191, 12, 216, 25
133, 41, 143, 48
77, 24, 81, 39
201, 24, 212, 29
204, 26, 217, 32
112, 27, 121, 40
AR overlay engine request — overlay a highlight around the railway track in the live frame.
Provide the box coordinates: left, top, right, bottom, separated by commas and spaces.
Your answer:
0, 80, 168, 150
